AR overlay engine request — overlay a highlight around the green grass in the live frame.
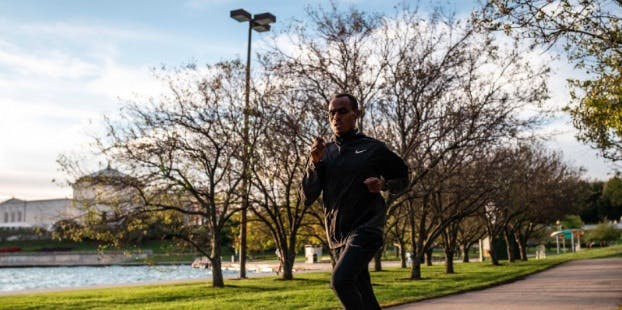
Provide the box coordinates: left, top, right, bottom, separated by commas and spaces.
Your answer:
1, 245, 621, 309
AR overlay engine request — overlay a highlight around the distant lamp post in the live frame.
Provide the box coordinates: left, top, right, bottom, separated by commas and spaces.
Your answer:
230, 8, 276, 279
555, 220, 562, 254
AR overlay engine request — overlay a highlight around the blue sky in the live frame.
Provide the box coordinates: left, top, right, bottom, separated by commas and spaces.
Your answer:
0, 0, 616, 201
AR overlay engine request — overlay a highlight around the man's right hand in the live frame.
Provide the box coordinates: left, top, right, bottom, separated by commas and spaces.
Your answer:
310, 137, 325, 163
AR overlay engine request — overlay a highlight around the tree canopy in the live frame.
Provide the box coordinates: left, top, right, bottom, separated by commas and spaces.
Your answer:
478, 0, 622, 160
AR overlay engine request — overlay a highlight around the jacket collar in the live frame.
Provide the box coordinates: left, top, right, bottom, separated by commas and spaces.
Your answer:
334, 129, 362, 146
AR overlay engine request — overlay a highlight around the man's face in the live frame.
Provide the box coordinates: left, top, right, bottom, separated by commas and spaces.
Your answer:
329, 96, 359, 135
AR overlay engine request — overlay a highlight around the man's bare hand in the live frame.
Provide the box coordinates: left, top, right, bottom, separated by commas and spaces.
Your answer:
310, 137, 326, 163
363, 177, 384, 193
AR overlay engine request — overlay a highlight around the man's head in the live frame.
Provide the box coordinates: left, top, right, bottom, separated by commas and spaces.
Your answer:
328, 93, 360, 136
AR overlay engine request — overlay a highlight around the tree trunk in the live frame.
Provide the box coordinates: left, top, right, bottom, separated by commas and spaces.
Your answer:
514, 231, 528, 261
279, 233, 299, 280
409, 210, 424, 279
488, 236, 500, 266
518, 244, 527, 261
373, 247, 383, 271
409, 198, 428, 280
282, 253, 294, 280
410, 253, 423, 279
444, 248, 455, 274
520, 243, 528, 261
425, 247, 433, 266
211, 236, 224, 287
441, 224, 459, 273
503, 229, 515, 263
320, 239, 336, 267
462, 243, 471, 263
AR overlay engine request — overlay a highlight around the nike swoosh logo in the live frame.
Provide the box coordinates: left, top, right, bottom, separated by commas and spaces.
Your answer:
355, 149, 367, 154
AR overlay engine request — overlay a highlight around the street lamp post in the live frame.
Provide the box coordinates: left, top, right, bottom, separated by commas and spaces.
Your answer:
555, 220, 562, 254
230, 8, 276, 279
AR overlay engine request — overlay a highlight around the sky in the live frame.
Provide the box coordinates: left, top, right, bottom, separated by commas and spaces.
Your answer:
0, 0, 618, 201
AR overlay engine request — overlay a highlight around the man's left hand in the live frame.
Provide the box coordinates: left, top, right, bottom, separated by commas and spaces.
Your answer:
363, 177, 384, 193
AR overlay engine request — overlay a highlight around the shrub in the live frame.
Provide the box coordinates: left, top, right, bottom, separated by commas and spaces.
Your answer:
585, 222, 621, 246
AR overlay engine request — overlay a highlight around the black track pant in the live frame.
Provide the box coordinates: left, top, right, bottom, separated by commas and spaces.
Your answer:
331, 232, 383, 310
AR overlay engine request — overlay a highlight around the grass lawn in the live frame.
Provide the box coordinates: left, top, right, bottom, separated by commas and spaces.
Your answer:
1, 245, 621, 309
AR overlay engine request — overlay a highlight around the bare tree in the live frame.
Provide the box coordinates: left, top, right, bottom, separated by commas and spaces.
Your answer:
265, 3, 390, 132
436, 157, 499, 273
367, 6, 549, 278
498, 144, 583, 261
299, 200, 336, 265
385, 204, 411, 268
269, 3, 549, 278
246, 67, 326, 279
456, 215, 487, 263
59, 61, 248, 287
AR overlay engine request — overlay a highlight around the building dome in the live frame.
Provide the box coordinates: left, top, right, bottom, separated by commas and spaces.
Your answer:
74, 164, 136, 187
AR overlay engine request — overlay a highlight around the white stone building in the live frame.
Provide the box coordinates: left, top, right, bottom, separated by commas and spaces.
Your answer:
0, 165, 204, 231
0, 166, 134, 231
0, 198, 76, 230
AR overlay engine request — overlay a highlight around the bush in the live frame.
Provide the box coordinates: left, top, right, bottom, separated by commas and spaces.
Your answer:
585, 222, 621, 246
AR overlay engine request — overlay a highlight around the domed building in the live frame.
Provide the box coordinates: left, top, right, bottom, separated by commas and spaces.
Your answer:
72, 164, 142, 215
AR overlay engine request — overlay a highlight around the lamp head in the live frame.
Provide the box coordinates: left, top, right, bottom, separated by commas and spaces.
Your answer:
252, 23, 271, 32
253, 12, 276, 25
230, 9, 251, 22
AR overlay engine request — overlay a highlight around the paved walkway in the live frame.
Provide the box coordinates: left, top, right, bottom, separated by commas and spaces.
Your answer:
386, 257, 622, 310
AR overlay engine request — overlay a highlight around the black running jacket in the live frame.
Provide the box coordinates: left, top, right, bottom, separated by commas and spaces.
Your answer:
301, 131, 408, 249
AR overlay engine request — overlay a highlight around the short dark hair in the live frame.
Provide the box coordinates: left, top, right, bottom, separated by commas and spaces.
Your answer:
329, 93, 359, 111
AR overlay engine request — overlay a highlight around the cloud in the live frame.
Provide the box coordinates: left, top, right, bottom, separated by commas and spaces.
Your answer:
16, 21, 165, 43
86, 59, 163, 101
0, 28, 166, 201
0, 43, 98, 79
0, 169, 71, 201
544, 134, 617, 181
2, 18, 218, 61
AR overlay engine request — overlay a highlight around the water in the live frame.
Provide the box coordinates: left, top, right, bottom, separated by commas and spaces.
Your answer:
0, 265, 254, 292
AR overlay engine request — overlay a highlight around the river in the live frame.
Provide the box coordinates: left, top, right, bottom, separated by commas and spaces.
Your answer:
0, 265, 262, 292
